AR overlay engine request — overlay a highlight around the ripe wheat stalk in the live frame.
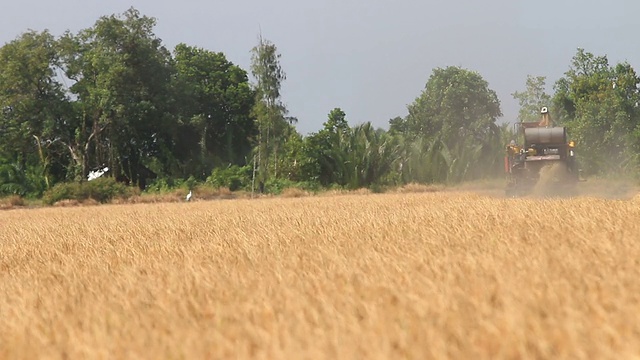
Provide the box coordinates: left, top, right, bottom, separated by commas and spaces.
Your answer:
1, 192, 639, 359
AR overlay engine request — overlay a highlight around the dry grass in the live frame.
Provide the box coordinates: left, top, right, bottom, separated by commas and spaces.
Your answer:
0, 195, 24, 210
280, 187, 309, 198
53, 198, 101, 207
111, 187, 246, 205
395, 182, 445, 193
1, 192, 640, 359
319, 187, 372, 197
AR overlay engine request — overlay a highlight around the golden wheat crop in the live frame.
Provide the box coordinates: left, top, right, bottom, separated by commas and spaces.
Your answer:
1, 191, 640, 359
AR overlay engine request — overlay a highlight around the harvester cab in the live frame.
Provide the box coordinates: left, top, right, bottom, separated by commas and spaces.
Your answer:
505, 107, 580, 196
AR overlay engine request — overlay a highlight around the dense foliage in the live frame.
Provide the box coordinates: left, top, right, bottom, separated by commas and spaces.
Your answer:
552, 49, 640, 175
1, 9, 638, 201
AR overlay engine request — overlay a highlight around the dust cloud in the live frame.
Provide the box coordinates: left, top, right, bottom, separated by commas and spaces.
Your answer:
457, 163, 639, 200
533, 163, 639, 199
530, 163, 576, 198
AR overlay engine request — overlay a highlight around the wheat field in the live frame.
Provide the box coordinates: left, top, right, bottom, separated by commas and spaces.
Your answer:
1, 190, 640, 359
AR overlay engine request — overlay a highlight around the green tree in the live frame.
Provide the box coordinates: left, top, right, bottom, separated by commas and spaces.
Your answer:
59, 7, 175, 187
278, 128, 306, 182
340, 123, 401, 188
250, 35, 292, 186
324, 108, 349, 134
388, 116, 408, 136
0, 30, 70, 193
512, 75, 551, 123
0, 157, 48, 196
553, 48, 640, 175
302, 108, 401, 188
173, 43, 256, 178
301, 108, 350, 186
404, 66, 503, 183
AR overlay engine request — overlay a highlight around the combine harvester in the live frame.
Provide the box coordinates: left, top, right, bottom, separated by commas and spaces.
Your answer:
505, 107, 581, 197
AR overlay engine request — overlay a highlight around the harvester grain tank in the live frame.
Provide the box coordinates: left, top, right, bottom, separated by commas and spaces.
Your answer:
505, 107, 580, 196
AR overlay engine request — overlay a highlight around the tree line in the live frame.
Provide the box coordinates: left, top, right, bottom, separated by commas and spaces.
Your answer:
1, 9, 639, 199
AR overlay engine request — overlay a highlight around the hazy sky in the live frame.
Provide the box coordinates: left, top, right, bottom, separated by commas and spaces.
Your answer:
2, 0, 639, 134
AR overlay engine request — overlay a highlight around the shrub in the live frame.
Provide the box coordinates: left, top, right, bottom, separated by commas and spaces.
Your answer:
43, 182, 82, 205
296, 181, 321, 192
262, 179, 321, 195
43, 177, 136, 205
206, 165, 252, 191
144, 178, 174, 193
370, 183, 387, 194
86, 177, 136, 203
264, 178, 295, 195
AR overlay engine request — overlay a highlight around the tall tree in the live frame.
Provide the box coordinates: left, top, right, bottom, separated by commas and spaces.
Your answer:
250, 35, 291, 184
173, 43, 256, 178
0, 30, 70, 193
301, 108, 350, 186
512, 75, 551, 123
324, 108, 349, 134
404, 66, 503, 183
553, 48, 640, 175
59, 7, 174, 186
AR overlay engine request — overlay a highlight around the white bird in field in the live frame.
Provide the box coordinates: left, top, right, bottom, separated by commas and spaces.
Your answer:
186, 190, 192, 202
